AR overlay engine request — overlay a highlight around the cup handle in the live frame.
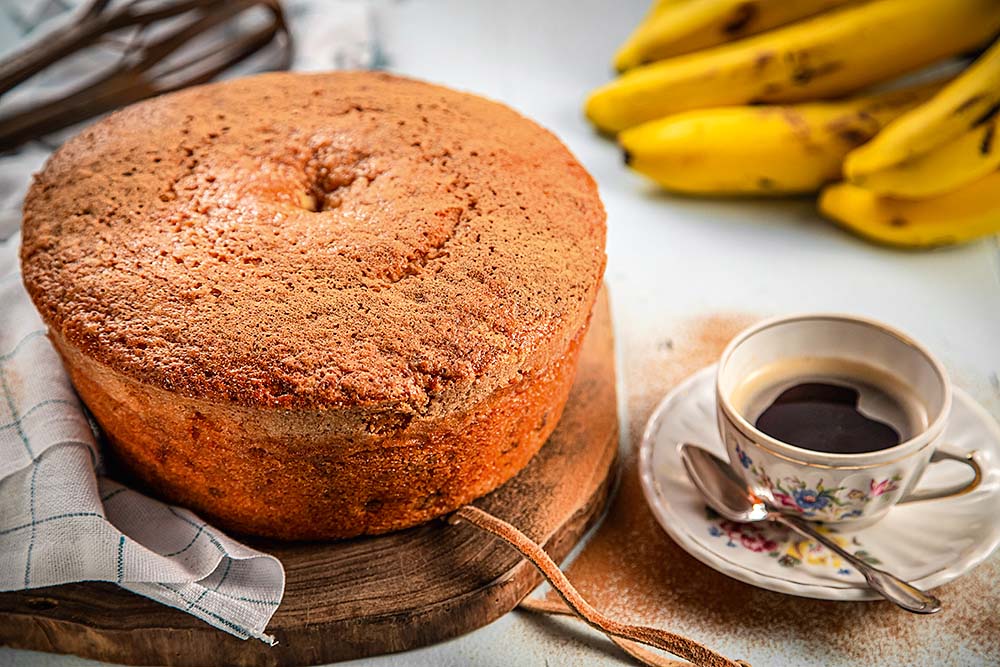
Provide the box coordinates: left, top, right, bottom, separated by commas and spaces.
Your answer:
898, 447, 982, 504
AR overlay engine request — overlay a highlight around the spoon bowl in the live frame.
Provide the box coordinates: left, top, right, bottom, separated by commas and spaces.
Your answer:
679, 441, 769, 523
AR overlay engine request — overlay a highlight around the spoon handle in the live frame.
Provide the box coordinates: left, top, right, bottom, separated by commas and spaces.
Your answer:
773, 513, 942, 614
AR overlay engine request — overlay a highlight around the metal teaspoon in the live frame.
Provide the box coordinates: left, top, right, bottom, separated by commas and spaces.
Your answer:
678, 442, 941, 614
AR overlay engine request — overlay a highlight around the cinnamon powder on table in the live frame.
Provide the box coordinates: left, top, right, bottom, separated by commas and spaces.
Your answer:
546, 314, 1000, 666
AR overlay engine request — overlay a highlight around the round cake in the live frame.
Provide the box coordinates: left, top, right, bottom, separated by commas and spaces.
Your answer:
19, 71, 606, 540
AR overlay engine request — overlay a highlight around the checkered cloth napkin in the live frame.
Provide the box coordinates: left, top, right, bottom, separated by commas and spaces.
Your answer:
0, 0, 381, 644
0, 235, 286, 643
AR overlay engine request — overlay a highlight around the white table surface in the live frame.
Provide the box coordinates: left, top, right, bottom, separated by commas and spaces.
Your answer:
3, 1, 999, 665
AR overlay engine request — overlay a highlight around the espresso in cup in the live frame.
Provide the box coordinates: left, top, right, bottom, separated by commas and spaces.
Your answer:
731, 357, 929, 455
716, 314, 981, 526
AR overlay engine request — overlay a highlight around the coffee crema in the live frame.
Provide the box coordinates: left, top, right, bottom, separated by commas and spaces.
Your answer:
731, 358, 928, 455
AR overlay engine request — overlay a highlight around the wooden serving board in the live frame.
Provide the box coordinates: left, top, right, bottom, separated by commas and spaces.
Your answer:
0, 288, 618, 666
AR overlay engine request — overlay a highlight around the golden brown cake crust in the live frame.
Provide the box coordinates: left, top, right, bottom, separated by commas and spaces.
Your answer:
20, 71, 606, 416
52, 327, 585, 540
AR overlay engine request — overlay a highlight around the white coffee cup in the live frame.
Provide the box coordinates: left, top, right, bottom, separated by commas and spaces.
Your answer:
716, 314, 981, 527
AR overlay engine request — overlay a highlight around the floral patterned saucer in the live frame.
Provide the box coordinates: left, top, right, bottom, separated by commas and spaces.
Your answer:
638, 365, 1000, 600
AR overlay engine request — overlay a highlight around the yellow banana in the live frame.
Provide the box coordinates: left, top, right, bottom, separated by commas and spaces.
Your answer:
586, 0, 1000, 134
619, 81, 942, 195
819, 172, 1000, 248
845, 115, 999, 198
844, 38, 1000, 198
614, 0, 856, 73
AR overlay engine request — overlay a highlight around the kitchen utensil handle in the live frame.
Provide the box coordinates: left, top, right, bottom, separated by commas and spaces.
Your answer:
774, 512, 941, 614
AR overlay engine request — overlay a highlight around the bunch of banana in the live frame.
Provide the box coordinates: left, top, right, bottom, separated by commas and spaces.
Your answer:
590, 0, 1000, 247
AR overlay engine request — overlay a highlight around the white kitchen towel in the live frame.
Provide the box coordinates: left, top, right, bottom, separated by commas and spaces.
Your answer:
0, 0, 381, 645
0, 235, 287, 644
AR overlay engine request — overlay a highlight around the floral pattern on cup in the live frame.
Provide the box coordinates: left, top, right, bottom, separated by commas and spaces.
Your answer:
705, 508, 881, 575
733, 444, 902, 521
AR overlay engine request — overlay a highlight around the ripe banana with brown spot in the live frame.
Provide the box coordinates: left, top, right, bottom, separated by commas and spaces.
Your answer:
618, 81, 942, 195
614, 0, 856, 73
819, 172, 1000, 248
586, 0, 1000, 134
843, 39, 1000, 198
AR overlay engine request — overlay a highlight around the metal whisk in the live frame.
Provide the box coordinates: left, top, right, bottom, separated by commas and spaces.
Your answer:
0, 0, 293, 152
